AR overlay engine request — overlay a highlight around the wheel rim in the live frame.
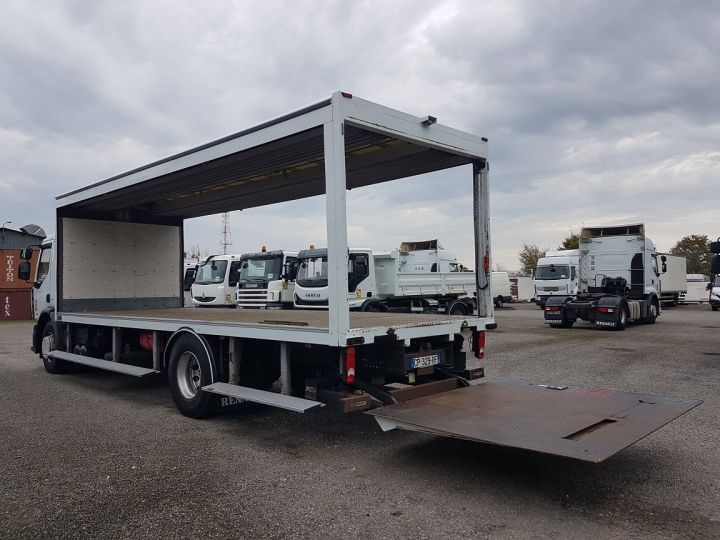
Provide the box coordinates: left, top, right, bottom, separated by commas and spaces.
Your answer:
176, 351, 202, 400
41, 332, 55, 362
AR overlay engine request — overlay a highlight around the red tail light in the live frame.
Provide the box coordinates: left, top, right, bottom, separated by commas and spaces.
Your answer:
475, 331, 485, 360
346, 346, 356, 384
545, 306, 561, 312
598, 307, 615, 313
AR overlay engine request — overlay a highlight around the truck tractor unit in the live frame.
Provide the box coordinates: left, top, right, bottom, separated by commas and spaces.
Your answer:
191, 254, 243, 307
16, 93, 699, 464
544, 224, 664, 330
709, 238, 720, 311
235, 249, 299, 309
533, 249, 579, 308
293, 240, 477, 315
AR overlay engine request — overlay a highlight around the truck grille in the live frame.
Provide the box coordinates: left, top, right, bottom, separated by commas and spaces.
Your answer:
193, 296, 216, 303
294, 297, 328, 307
236, 288, 268, 308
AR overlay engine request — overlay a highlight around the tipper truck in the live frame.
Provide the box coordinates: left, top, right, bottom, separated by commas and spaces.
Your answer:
544, 224, 664, 330
17, 93, 698, 463
293, 240, 476, 315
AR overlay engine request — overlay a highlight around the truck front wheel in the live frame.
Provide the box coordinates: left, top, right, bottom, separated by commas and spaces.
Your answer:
168, 334, 219, 418
643, 300, 659, 324
40, 321, 67, 374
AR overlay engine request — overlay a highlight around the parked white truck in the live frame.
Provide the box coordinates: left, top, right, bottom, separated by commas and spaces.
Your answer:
657, 254, 687, 307
544, 225, 664, 330
294, 241, 476, 315
235, 249, 299, 309
16, 93, 698, 463
681, 274, 710, 304
533, 249, 579, 308
191, 254, 243, 307
491, 271, 512, 308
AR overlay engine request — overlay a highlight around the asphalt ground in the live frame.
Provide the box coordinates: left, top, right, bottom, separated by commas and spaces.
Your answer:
1, 304, 718, 539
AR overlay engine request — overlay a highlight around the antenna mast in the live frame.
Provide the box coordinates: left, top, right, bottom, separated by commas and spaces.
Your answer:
220, 212, 232, 255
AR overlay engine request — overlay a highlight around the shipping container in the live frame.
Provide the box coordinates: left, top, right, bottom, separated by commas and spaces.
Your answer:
0, 288, 33, 321
0, 249, 38, 290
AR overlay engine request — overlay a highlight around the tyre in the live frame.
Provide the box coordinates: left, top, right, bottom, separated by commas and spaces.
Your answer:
40, 321, 67, 374
614, 306, 627, 331
168, 334, 219, 418
644, 301, 659, 324
495, 297, 504, 309
712, 306, 719, 312
448, 301, 468, 316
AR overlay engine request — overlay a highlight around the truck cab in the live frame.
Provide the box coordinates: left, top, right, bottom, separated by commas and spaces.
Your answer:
710, 276, 720, 311
533, 249, 579, 308
191, 254, 243, 307
294, 248, 375, 310
235, 249, 299, 309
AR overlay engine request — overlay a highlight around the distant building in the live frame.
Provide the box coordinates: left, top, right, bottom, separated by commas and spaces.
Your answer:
0, 225, 46, 250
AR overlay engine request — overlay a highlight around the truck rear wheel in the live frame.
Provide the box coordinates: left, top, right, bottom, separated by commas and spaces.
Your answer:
494, 297, 504, 309
40, 321, 67, 374
614, 307, 628, 331
168, 334, 219, 418
448, 300, 468, 316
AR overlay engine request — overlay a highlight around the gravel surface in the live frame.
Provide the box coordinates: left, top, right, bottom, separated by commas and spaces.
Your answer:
1, 305, 718, 539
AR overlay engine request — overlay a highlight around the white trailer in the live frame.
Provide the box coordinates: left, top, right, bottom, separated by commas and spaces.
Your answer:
681, 274, 710, 304
235, 249, 299, 309
491, 272, 512, 308
294, 242, 476, 315
658, 254, 687, 306
16, 93, 699, 463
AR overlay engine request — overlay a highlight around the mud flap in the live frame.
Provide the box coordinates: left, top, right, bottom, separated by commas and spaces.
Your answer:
367, 381, 700, 463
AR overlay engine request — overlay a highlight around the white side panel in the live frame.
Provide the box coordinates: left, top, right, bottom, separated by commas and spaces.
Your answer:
62, 218, 180, 300
659, 255, 688, 293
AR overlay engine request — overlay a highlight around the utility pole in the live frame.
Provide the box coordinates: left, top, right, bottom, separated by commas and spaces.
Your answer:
220, 212, 232, 255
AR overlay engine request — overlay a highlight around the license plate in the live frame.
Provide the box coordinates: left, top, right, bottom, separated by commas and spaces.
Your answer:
411, 354, 440, 369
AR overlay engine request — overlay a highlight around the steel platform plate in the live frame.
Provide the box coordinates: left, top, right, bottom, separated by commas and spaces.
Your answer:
367, 381, 701, 462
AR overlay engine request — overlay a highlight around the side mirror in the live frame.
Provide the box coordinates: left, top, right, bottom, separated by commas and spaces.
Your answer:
707, 283, 713, 291
18, 261, 31, 281
19, 248, 33, 260
661, 263, 667, 273
660, 255, 667, 263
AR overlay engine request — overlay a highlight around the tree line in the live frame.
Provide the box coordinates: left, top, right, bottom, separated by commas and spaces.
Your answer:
518, 233, 714, 275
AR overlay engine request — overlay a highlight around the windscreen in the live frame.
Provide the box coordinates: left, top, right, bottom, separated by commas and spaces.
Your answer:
297, 256, 328, 287
195, 260, 228, 284
239, 256, 283, 282
535, 265, 570, 280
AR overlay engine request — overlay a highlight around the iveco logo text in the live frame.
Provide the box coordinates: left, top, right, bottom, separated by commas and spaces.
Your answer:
305, 293, 322, 298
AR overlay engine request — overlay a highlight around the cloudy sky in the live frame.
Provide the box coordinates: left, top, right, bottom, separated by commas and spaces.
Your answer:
1, 0, 718, 269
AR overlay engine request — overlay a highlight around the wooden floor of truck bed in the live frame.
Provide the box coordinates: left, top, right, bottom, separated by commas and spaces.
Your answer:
63, 308, 471, 329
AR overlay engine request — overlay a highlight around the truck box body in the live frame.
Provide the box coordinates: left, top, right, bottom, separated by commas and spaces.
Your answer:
658, 254, 687, 305
374, 251, 475, 298
20, 94, 697, 463
681, 274, 709, 303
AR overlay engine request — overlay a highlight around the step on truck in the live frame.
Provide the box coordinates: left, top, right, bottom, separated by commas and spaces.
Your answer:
18, 93, 698, 463
544, 224, 664, 330
293, 240, 476, 315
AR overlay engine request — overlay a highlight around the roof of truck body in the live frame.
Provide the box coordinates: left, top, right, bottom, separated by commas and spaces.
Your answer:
56, 92, 488, 220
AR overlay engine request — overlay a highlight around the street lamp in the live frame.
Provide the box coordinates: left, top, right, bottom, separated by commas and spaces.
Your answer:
1, 221, 11, 243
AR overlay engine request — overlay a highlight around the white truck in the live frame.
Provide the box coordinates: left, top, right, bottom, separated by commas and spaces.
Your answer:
293, 241, 476, 315
533, 249, 579, 308
491, 271, 512, 308
191, 254, 243, 307
544, 225, 664, 330
235, 249, 299, 309
657, 254, 687, 307
681, 274, 710, 304
16, 93, 698, 463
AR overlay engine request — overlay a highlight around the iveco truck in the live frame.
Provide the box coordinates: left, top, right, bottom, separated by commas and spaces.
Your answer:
16, 92, 698, 463
235, 248, 299, 309
294, 241, 476, 315
533, 249, 579, 308
544, 224, 664, 330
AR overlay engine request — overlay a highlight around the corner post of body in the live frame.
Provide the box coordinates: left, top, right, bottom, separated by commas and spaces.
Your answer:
323, 93, 351, 345
473, 160, 492, 318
